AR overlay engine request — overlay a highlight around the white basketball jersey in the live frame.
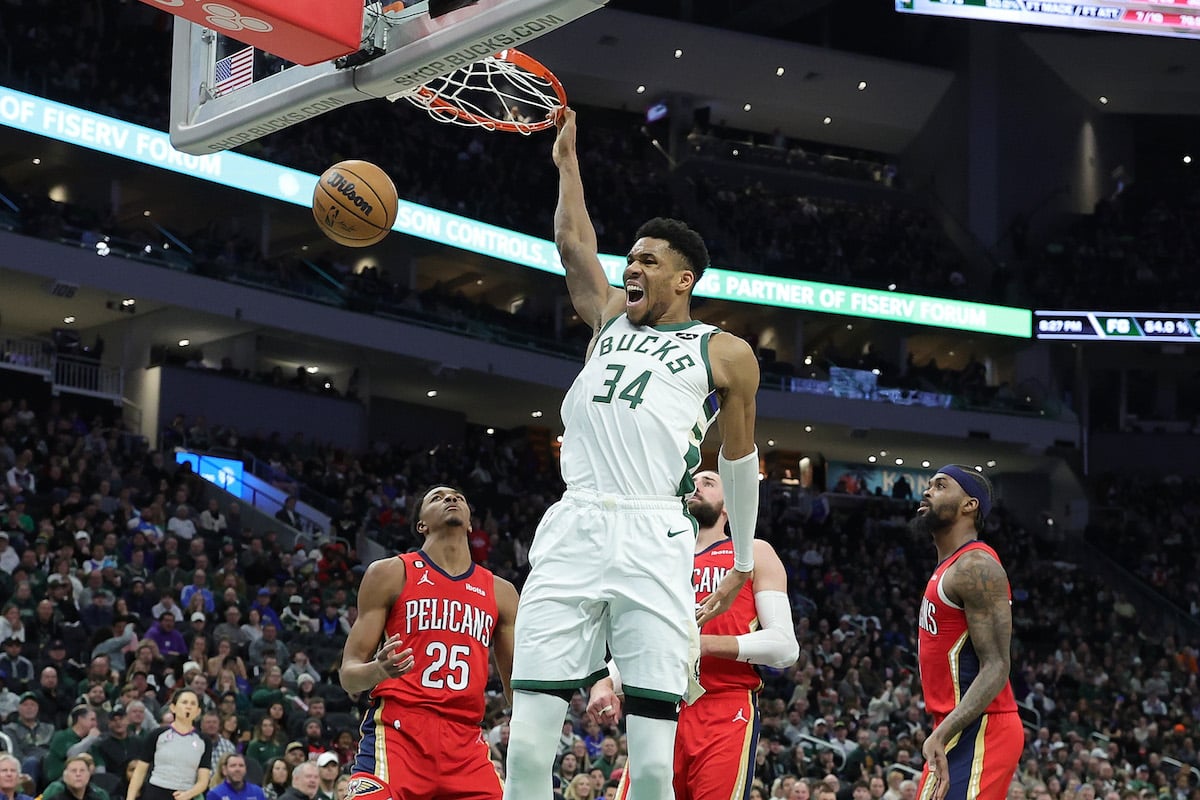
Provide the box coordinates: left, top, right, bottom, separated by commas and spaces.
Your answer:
559, 314, 721, 497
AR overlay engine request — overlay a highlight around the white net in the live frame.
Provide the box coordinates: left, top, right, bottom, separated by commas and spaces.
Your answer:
387, 50, 564, 134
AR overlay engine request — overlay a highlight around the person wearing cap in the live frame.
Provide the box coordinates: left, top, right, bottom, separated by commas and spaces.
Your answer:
2, 691, 53, 783
912, 466, 1020, 800
587, 469, 799, 800
93, 702, 138, 778
0, 637, 33, 693
282, 742, 307, 769
339, 486, 518, 800
250, 589, 284, 633
314, 751, 340, 800
279, 596, 315, 636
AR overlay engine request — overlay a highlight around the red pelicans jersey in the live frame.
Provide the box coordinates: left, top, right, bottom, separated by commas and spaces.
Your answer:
371, 551, 498, 726
692, 539, 762, 694
918, 541, 1017, 722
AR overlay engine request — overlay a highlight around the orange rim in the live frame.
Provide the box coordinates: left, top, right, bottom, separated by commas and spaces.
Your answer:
413, 49, 567, 134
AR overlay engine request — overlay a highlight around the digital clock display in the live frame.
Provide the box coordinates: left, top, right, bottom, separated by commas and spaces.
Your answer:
1035, 311, 1200, 341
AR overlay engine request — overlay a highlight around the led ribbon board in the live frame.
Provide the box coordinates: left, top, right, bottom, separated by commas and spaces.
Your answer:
0, 85, 1031, 337
897, 0, 1200, 40
1035, 310, 1200, 341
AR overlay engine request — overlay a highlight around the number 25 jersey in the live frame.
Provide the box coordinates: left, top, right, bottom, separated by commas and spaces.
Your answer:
560, 314, 721, 498
372, 551, 498, 726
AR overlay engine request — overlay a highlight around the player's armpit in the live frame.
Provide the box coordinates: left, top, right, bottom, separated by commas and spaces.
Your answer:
340, 558, 408, 695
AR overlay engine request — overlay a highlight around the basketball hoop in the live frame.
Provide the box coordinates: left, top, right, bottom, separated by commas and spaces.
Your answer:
390, 49, 566, 135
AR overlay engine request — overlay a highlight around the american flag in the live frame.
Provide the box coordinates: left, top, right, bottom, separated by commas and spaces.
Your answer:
213, 46, 254, 97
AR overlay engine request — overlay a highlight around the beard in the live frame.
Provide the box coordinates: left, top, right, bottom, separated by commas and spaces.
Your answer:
689, 498, 724, 530
907, 502, 956, 539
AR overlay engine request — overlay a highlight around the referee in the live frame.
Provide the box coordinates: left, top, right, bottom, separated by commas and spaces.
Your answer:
126, 689, 213, 800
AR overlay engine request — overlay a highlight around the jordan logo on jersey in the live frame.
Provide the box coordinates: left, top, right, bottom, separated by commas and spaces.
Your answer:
732, 708, 749, 723
418, 570, 435, 587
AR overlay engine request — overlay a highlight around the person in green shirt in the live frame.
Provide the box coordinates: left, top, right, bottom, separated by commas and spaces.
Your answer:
245, 716, 286, 772
44, 706, 100, 785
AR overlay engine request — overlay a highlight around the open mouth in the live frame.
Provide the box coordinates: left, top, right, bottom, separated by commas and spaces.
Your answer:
626, 284, 645, 306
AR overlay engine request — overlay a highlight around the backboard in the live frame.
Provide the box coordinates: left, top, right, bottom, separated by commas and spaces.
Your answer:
168, 0, 607, 155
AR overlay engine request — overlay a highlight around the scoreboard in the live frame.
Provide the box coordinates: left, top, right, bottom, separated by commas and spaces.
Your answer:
1035, 310, 1200, 341
896, 0, 1200, 41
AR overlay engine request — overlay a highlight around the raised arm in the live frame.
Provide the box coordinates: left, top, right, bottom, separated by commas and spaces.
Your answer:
492, 576, 519, 705
552, 107, 624, 331
922, 549, 1013, 799
697, 333, 761, 626
339, 558, 414, 695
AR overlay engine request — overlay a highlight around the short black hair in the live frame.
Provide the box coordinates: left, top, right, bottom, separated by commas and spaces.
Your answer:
634, 217, 710, 287
411, 486, 468, 537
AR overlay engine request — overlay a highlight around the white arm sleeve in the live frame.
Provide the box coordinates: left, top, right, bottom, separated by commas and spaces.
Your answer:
735, 590, 799, 669
606, 660, 623, 695
718, 447, 759, 573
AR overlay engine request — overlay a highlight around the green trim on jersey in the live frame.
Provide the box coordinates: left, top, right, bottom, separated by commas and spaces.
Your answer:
652, 320, 707, 332
700, 331, 716, 393
512, 667, 609, 693
676, 421, 705, 497
597, 315, 624, 337
622, 684, 684, 703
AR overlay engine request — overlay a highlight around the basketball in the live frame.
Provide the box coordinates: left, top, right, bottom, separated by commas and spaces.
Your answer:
312, 160, 399, 247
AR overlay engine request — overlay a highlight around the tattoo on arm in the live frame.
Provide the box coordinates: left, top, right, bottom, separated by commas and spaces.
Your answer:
937, 552, 1013, 740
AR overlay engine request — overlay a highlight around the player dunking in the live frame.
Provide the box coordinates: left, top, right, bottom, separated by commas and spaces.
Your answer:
589, 469, 799, 800
911, 466, 1021, 800
340, 486, 519, 800
502, 108, 762, 800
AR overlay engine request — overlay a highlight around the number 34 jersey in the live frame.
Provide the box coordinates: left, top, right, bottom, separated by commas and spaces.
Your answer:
372, 551, 498, 726
560, 314, 722, 498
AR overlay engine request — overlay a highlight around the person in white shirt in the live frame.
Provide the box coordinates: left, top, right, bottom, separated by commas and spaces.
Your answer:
167, 506, 198, 541
199, 500, 227, 535
0, 533, 19, 574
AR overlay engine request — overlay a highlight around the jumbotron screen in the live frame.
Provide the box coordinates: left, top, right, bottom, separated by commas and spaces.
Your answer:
896, 0, 1200, 40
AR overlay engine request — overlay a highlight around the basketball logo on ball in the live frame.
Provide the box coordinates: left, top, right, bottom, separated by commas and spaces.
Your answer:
312, 160, 398, 247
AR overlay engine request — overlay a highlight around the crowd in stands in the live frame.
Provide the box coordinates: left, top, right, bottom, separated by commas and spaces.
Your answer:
0, 384, 1197, 800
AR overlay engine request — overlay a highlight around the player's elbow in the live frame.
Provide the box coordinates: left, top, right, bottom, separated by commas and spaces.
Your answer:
768, 634, 800, 670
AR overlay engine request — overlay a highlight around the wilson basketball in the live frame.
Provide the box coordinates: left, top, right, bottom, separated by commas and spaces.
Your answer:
312, 160, 398, 247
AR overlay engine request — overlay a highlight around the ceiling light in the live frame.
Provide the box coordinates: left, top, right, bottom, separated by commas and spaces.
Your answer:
1185, 155, 1193, 165
143, 210, 151, 217
986, 460, 996, 468
871, 368, 881, 376
32, 158, 41, 165
323, 381, 331, 389
803, 356, 813, 366
636, 85, 646, 94
879, 450, 887, 457
63, 316, 75, 324
867, 455, 877, 463
823, 116, 832, 125
922, 461, 931, 468
1099, 96, 1108, 105
895, 458, 904, 465
556, 435, 564, 443
178, 339, 190, 347
974, 465, 983, 472
674, 48, 683, 58
887, 283, 897, 291
743, 103, 752, 112
426, 390, 438, 398
95, 242, 110, 257
486, 428, 495, 435
846, 324, 853, 330
857, 81, 867, 90
776, 67, 785, 77
305, 366, 319, 374
301, 245, 308, 251
531, 410, 543, 418
767, 439, 775, 447
476, 279, 484, 285
731, 149, 739, 156
121, 298, 135, 307
804, 425, 813, 433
